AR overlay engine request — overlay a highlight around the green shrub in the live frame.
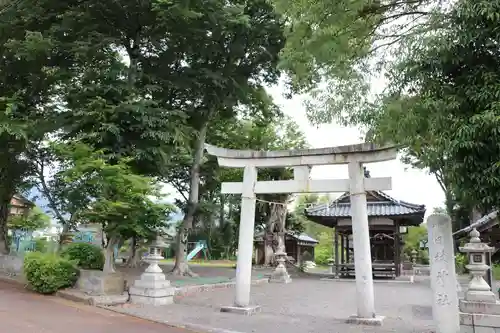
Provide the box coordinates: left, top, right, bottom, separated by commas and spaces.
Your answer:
34, 238, 48, 252
455, 253, 468, 274
24, 252, 79, 294
61, 242, 104, 270
314, 231, 333, 265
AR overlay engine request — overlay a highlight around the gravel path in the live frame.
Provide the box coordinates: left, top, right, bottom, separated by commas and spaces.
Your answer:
110, 278, 437, 333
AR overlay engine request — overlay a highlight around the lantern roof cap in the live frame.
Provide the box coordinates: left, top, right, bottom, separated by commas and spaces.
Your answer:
460, 229, 494, 253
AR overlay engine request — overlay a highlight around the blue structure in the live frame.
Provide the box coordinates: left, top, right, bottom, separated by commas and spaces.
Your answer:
10, 229, 36, 255
73, 231, 95, 244
187, 240, 208, 261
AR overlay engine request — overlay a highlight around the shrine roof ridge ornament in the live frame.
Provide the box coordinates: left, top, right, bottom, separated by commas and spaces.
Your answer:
204, 143, 399, 168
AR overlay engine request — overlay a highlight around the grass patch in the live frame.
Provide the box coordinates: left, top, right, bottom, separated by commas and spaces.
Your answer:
493, 264, 500, 280
161, 259, 236, 268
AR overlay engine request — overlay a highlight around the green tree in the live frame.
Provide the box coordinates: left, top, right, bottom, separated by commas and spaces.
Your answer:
368, 0, 500, 214
56, 143, 174, 272
162, 0, 285, 276
169, 114, 308, 264
292, 194, 331, 240
0, 26, 72, 253
403, 225, 427, 263
7, 206, 51, 231
271, 0, 446, 123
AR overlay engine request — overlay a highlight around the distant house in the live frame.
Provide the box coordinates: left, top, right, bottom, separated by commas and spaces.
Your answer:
254, 231, 319, 265
9, 194, 34, 216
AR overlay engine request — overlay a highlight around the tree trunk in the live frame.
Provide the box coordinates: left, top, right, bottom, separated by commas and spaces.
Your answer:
127, 236, 140, 268
171, 119, 209, 276
0, 201, 10, 255
103, 235, 119, 274
263, 235, 274, 266
264, 201, 288, 266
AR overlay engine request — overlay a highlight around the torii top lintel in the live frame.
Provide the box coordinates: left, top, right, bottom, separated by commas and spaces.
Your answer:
204, 143, 399, 168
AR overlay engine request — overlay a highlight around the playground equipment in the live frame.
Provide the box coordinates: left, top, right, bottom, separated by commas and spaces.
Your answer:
187, 240, 208, 261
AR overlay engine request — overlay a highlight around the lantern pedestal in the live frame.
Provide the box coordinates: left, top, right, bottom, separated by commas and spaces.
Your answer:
459, 229, 500, 332
269, 251, 292, 284
129, 242, 175, 306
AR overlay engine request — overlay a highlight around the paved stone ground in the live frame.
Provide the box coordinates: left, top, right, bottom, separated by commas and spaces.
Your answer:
0, 280, 195, 333
109, 278, 437, 333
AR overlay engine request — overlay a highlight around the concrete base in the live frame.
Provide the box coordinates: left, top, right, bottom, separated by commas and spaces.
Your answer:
76, 270, 125, 295
57, 288, 129, 306
460, 299, 500, 315
0, 255, 23, 277
460, 312, 500, 333
269, 271, 292, 284
465, 290, 497, 303
345, 315, 385, 326
269, 275, 292, 284
220, 305, 261, 315
130, 294, 173, 306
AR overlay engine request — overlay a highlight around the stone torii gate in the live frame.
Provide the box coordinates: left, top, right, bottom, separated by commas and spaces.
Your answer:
205, 143, 398, 324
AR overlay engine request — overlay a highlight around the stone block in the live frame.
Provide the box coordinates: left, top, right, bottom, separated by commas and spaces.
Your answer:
0, 255, 23, 276
130, 294, 173, 306
220, 305, 261, 315
460, 311, 500, 333
460, 325, 474, 333
128, 286, 175, 298
133, 279, 171, 289
76, 269, 125, 295
460, 299, 500, 315
139, 272, 167, 282
345, 315, 385, 326
268, 274, 292, 284
474, 327, 496, 333
460, 312, 500, 328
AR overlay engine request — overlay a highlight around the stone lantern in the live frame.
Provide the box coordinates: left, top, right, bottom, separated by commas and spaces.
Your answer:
129, 234, 175, 306
269, 249, 292, 283
147, 234, 168, 260
459, 228, 496, 302
327, 257, 336, 276
411, 249, 418, 265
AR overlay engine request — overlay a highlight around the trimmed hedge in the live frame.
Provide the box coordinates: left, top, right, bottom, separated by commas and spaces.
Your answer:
61, 242, 104, 270
24, 252, 79, 294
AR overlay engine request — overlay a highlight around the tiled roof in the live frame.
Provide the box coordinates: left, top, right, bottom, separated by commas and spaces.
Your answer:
305, 191, 426, 219
452, 210, 499, 238
294, 233, 319, 243
254, 231, 318, 244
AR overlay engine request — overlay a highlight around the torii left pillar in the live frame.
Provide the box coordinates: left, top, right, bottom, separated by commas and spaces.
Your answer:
221, 165, 261, 314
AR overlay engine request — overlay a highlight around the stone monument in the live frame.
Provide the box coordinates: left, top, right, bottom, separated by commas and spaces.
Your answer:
427, 214, 460, 333
129, 235, 175, 306
459, 228, 500, 333
205, 143, 398, 324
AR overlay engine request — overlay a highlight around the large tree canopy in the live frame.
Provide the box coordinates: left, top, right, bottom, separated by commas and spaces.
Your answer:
272, 0, 448, 123
272, 0, 500, 219
369, 0, 500, 212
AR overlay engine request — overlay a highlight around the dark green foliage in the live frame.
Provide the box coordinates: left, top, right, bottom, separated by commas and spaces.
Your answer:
61, 243, 104, 270
23, 252, 79, 294
314, 231, 333, 265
